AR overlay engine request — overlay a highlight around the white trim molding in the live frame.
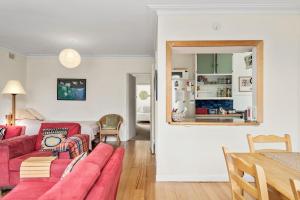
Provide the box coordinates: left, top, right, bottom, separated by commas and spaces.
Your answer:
148, 2, 300, 15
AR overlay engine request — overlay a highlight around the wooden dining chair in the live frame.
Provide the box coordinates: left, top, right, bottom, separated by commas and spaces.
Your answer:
222, 146, 238, 199
247, 134, 292, 153
230, 154, 269, 200
98, 114, 123, 145
290, 179, 300, 200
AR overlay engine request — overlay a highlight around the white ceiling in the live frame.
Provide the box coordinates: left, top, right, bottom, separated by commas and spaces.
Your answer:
0, 0, 299, 56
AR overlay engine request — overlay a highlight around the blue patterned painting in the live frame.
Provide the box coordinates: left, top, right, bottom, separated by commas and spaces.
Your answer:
57, 79, 86, 101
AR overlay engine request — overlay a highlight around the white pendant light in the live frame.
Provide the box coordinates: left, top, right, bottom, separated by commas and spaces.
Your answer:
59, 48, 81, 68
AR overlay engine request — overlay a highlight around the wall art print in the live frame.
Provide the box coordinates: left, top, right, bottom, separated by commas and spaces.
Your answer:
57, 78, 86, 101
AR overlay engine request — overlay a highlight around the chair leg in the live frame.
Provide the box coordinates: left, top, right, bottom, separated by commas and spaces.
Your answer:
99, 133, 102, 142
117, 135, 121, 146
104, 136, 107, 143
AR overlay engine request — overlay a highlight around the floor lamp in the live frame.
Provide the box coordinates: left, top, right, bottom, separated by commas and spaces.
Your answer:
2, 80, 26, 125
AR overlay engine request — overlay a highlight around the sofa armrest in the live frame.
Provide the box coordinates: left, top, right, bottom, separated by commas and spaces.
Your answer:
0, 135, 37, 159
0, 135, 37, 186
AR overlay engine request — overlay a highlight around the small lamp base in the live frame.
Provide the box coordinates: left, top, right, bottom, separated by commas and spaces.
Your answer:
5, 114, 13, 126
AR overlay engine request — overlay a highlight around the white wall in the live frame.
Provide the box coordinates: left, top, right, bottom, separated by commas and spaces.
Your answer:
26, 56, 153, 140
0, 48, 27, 124
232, 52, 252, 110
135, 74, 151, 85
156, 14, 300, 181
173, 53, 195, 79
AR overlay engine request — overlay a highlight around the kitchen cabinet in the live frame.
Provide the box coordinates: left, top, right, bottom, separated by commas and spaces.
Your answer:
197, 54, 214, 74
216, 54, 232, 74
197, 54, 233, 74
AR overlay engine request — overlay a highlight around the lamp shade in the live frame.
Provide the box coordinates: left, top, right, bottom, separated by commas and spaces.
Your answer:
2, 80, 26, 95
59, 48, 81, 68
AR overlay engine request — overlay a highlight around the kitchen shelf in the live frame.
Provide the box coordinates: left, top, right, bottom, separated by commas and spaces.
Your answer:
196, 113, 243, 118
195, 97, 233, 100
197, 82, 232, 85
197, 73, 232, 76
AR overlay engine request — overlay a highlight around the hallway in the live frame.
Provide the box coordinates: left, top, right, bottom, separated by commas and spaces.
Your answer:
131, 122, 150, 141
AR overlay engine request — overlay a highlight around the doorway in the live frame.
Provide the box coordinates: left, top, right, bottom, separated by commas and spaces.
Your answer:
126, 73, 153, 148
134, 82, 151, 140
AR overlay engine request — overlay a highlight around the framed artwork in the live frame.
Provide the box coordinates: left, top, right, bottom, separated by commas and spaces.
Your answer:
239, 76, 252, 92
57, 78, 86, 101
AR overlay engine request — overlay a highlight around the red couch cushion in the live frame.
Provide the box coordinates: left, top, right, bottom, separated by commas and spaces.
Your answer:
39, 162, 101, 200
35, 123, 81, 150
9, 150, 52, 171
0, 125, 24, 139
85, 143, 113, 167
86, 148, 125, 200
2, 181, 56, 200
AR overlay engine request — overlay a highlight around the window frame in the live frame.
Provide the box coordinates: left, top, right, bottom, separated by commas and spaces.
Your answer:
166, 40, 264, 126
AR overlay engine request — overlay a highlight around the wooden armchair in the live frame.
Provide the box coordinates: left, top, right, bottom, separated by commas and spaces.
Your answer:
98, 114, 123, 145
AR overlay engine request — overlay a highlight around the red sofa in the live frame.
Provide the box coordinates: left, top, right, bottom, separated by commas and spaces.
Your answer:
0, 122, 89, 188
0, 125, 26, 141
2, 143, 125, 200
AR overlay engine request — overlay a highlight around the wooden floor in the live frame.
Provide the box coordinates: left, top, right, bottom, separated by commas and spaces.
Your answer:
117, 140, 232, 200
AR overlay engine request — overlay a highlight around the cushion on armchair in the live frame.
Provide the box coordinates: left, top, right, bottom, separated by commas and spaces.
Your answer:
102, 116, 119, 130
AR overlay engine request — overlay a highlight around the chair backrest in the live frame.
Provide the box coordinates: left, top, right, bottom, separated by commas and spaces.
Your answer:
99, 114, 123, 129
222, 147, 236, 198
230, 155, 269, 200
247, 134, 292, 153
291, 179, 300, 200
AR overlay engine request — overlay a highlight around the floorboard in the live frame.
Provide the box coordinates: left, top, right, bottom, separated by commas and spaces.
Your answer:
117, 140, 232, 200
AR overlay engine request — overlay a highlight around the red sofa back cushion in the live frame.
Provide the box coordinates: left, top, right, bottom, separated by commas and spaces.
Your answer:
85, 148, 125, 200
0, 125, 25, 139
39, 162, 100, 200
35, 123, 81, 150
85, 143, 113, 166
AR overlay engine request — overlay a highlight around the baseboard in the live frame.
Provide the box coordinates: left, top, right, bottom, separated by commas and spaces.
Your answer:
156, 174, 229, 182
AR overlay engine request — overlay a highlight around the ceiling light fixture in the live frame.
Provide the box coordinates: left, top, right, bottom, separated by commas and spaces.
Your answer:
59, 48, 81, 69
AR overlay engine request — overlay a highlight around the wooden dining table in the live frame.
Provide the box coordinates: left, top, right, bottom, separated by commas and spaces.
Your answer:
232, 152, 300, 200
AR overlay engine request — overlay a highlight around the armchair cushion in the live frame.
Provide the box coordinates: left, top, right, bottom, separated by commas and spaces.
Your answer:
35, 123, 81, 150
